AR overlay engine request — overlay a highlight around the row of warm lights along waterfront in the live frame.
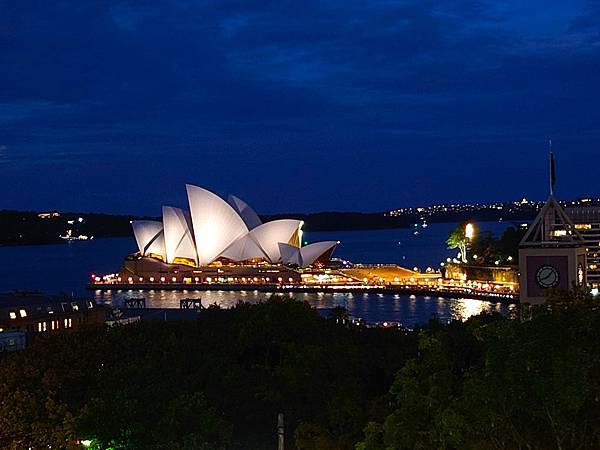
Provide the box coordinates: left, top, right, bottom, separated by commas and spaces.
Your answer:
92, 245, 518, 301
94, 273, 301, 285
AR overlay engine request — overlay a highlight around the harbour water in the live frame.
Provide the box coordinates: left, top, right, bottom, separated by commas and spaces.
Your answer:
0, 222, 516, 326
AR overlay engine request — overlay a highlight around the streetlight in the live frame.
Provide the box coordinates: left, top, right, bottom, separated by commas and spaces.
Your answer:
465, 223, 475, 239
464, 223, 475, 263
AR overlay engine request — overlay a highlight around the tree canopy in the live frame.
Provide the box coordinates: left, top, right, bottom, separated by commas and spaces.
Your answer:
446, 222, 469, 263
2, 293, 600, 449
357, 296, 600, 449
447, 223, 526, 266
0, 298, 416, 449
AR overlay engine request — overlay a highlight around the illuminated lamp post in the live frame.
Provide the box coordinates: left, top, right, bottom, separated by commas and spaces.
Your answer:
465, 223, 475, 263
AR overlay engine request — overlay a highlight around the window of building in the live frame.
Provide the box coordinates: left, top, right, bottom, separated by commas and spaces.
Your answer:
9, 311, 17, 320
19, 309, 27, 318
43, 322, 47, 331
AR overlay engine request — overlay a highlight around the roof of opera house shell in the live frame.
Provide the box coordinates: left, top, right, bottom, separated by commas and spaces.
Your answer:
132, 184, 337, 268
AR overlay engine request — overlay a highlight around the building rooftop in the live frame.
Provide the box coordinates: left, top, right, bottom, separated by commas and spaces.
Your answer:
0, 292, 98, 321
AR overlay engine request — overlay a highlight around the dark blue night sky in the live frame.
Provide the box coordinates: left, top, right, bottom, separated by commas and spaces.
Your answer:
1, 1, 599, 215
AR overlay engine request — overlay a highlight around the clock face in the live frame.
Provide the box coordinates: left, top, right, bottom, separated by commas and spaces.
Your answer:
535, 265, 560, 289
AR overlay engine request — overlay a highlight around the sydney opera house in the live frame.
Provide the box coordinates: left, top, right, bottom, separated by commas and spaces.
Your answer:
108, 184, 342, 286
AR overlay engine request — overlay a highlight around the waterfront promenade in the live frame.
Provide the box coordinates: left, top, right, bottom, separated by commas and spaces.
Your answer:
89, 263, 518, 301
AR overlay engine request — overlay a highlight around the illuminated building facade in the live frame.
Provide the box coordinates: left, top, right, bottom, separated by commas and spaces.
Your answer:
564, 206, 600, 289
0, 293, 106, 335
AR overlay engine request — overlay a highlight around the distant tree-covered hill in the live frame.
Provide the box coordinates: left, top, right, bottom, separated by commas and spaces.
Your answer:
0, 210, 149, 245
262, 211, 411, 231
0, 209, 412, 245
0, 205, 539, 246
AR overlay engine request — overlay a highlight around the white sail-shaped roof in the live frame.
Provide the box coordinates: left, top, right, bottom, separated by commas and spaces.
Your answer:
279, 241, 338, 268
300, 241, 338, 266
220, 234, 266, 262
279, 243, 303, 266
132, 220, 165, 258
220, 219, 302, 263
162, 206, 197, 264
228, 195, 262, 230
249, 219, 302, 263
186, 184, 249, 265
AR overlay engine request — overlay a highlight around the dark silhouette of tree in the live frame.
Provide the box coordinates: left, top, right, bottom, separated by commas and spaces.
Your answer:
0, 298, 417, 449
357, 292, 600, 449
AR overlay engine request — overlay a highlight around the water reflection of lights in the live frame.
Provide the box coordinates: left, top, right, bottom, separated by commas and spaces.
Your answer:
452, 298, 492, 321
93, 290, 515, 328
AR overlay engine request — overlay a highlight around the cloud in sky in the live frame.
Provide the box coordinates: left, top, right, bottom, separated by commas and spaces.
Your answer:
1, 0, 599, 214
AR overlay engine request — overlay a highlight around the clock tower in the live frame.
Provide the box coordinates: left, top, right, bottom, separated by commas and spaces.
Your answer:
518, 195, 587, 304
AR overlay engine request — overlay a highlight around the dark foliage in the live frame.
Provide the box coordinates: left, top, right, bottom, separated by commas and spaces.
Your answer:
357, 298, 600, 449
468, 226, 526, 265
0, 298, 416, 449
3, 294, 599, 449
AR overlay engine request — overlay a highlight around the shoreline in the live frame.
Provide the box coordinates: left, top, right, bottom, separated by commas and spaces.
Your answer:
88, 282, 519, 303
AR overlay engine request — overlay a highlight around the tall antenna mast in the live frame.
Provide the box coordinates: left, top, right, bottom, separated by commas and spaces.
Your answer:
549, 139, 556, 197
